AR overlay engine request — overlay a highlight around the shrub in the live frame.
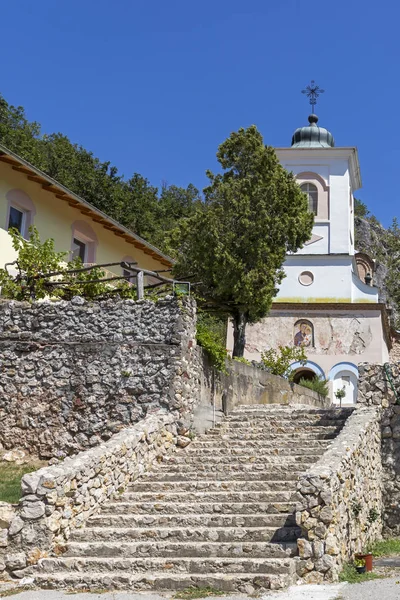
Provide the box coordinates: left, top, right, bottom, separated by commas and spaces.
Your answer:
233, 356, 251, 366
298, 375, 329, 397
196, 320, 229, 373
260, 345, 307, 381
0, 227, 138, 301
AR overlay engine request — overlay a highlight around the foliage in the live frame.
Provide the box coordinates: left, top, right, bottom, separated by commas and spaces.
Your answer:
368, 508, 380, 523
173, 587, 225, 600
354, 557, 366, 567
354, 198, 370, 218
172, 125, 314, 357
0, 227, 67, 300
352, 502, 362, 518
197, 311, 227, 347
339, 562, 381, 584
298, 375, 329, 397
196, 320, 229, 373
0, 227, 138, 302
367, 537, 400, 557
0, 460, 45, 503
0, 93, 201, 253
233, 356, 251, 365
335, 386, 346, 401
260, 345, 307, 381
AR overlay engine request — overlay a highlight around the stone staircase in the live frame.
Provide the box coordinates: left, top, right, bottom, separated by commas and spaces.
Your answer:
31, 404, 353, 593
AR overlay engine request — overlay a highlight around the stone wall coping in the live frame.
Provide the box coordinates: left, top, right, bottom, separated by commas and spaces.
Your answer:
299, 406, 380, 483
21, 410, 175, 497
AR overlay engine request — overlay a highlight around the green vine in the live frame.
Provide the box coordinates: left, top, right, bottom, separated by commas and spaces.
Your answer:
196, 321, 229, 373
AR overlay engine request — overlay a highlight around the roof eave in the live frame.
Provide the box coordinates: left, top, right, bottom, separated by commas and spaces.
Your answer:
0, 143, 174, 266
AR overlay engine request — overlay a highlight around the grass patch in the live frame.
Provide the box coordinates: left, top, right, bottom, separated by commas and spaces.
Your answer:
0, 587, 34, 598
368, 537, 400, 557
0, 460, 45, 504
174, 587, 226, 600
339, 563, 382, 584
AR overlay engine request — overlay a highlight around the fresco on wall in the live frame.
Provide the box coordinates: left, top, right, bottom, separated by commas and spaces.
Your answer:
294, 320, 314, 347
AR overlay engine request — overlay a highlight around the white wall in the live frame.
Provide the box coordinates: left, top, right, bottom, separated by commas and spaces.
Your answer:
277, 152, 353, 257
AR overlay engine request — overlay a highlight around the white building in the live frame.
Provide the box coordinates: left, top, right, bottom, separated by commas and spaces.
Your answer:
228, 113, 390, 404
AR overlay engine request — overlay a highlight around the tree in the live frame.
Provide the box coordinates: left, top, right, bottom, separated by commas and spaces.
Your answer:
354, 198, 370, 219
171, 125, 314, 357
0, 93, 203, 253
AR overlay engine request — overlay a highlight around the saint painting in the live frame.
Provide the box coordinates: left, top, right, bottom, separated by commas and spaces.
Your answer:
294, 320, 314, 347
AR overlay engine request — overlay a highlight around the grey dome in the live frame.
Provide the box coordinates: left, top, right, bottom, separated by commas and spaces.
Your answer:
291, 114, 335, 148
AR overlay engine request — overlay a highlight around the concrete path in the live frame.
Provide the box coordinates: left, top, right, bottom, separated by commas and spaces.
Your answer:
5, 579, 400, 600
340, 576, 400, 600
0, 584, 347, 600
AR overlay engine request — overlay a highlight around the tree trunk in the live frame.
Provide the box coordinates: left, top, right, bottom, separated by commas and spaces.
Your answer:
232, 311, 248, 358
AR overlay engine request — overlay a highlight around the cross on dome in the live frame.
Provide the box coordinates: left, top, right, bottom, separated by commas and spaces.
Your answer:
301, 80, 325, 113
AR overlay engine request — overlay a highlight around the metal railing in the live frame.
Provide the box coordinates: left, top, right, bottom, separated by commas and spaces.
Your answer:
3, 260, 190, 300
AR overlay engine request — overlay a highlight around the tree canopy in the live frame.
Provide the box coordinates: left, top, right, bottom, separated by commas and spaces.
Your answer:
172, 125, 314, 356
0, 94, 200, 252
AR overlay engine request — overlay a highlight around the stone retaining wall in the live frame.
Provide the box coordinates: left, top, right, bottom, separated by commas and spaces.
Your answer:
209, 357, 331, 412
0, 411, 183, 577
295, 406, 383, 583
358, 362, 400, 535
0, 296, 200, 458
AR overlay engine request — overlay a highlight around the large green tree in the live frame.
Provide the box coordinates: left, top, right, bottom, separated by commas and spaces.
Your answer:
172, 125, 314, 357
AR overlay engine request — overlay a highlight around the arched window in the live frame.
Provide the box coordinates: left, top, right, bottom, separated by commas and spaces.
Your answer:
300, 183, 318, 214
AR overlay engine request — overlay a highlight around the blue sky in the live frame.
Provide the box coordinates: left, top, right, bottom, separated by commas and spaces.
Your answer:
0, 0, 399, 225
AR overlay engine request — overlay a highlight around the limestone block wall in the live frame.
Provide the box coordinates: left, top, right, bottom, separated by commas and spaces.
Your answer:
0, 411, 182, 576
0, 296, 200, 458
295, 407, 382, 583
358, 362, 400, 535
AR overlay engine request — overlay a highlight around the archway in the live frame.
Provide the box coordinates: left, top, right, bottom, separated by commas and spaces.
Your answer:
329, 363, 358, 405
292, 368, 316, 385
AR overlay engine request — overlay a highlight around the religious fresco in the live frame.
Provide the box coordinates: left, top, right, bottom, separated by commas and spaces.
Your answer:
294, 320, 314, 347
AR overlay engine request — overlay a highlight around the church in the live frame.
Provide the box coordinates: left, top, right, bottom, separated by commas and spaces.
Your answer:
228, 84, 390, 404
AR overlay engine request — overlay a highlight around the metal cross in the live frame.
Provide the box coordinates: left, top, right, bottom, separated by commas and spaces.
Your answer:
301, 80, 324, 113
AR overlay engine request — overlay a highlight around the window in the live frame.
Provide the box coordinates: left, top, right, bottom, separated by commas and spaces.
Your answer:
70, 222, 98, 263
300, 183, 318, 214
8, 206, 25, 234
72, 238, 87, 262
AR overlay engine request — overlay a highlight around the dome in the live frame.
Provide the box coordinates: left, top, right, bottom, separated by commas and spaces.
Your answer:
291, 114, 335, 148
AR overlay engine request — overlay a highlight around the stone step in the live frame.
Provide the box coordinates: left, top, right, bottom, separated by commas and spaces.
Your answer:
111, 490, 296, 503
129, 480, 297, 493
141, 470, 304, 482
213, 421, 345, 430
205, 427, 342, 437
35, 556, 295, 576
31, 571, 296, 592
87, 513, 297, 529
212, 432, 338, 440
70, 525, 302, 543
225, 416, 343, 425
190, 439, 331, 448
229, 405, 353, 414
159, 453, 321, 471
63, 540, 297, 559
156, 462, 313, 474
100, 501, 296, 515
181, 446, 324, 457
227, 409, 352, 419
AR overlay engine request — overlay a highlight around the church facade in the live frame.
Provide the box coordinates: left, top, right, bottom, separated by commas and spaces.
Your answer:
228, 113, 390, 404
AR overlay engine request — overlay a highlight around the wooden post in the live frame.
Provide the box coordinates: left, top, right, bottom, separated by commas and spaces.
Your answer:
136, 271, 144, 300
